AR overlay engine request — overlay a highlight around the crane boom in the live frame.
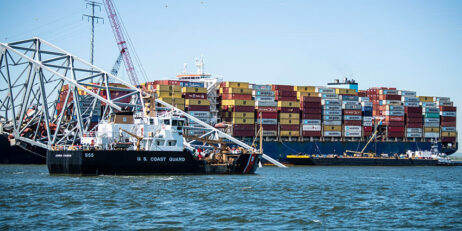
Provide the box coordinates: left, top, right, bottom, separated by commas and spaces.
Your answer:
103, 0, 139, 86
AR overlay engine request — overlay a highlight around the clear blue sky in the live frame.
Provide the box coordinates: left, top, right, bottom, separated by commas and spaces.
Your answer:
1, 0, 462, 145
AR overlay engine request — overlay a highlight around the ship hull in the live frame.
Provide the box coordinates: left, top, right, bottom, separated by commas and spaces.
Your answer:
287, 156, 438, 166
261, 141, 458, 162
47, 149, 261, 175
0, 134, 46, 164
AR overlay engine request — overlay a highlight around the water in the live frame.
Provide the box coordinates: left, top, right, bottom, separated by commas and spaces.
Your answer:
1, 165, 462, 230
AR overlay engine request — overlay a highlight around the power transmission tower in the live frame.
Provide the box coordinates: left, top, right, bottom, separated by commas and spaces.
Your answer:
83, 0, 104, 65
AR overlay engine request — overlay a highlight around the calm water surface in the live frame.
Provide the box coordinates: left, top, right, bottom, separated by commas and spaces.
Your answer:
1, 165, 461, 230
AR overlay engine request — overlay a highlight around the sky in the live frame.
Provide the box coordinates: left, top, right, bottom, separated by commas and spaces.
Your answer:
1, 0, 462, 145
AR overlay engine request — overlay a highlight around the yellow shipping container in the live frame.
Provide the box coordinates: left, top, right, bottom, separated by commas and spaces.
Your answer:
424, 127, 439, 133
219, 87, 252, 95
297, 92, 318, 100
277, 101, 300, 108
279, 119, 299, 125
419, 96, 435, 102
221, 100, 255, 106
156, 85, 181, 92
279, 113, 300, 119
231, 118, 254, 124
324, 125, 341, 131
185, 99, 210, 106
441, 132, 457, 137
294, 86, 316, 92
222, 82, 249, 89
158, 97, 185, 105
335, 88, 357, 95
280, 130, 300, 137
157, 91, 182, 98
232, 112, 255, 118
182, 87, 207, 93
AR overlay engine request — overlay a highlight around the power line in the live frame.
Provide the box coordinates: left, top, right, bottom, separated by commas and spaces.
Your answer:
83, 0, 104, 65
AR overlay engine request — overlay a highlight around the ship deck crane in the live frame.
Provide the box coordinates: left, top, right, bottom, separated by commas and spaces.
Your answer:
119, 128, 143, 150
345, 117, 385, 156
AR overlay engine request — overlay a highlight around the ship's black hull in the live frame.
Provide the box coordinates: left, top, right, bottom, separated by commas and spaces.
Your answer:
287, 156, 438, 166
0, 134, 46, 164
47, 149, 261, 175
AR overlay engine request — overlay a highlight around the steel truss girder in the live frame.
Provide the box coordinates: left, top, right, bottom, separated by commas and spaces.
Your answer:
0, 37, 144, 149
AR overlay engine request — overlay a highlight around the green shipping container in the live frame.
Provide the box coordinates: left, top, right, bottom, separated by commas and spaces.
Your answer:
424, 113, 440, 118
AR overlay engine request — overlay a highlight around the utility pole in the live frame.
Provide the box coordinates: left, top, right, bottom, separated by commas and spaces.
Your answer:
83, 0, 104, 66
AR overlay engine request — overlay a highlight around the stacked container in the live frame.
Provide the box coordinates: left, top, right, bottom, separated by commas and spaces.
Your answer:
300, 96, 322, 137
400, 91, 422, 139
378, 89, 405, 138
341, 95, 362, 138
437, 97, 457, 143
154, 84, 185, 111
419, 96, 440, 139
319, 87, 342, 137
273, 85, 300, 137
183, 86, 209, 136
360, 97, 373, 137
253, 84, 278, 137
220, 82, 255, 137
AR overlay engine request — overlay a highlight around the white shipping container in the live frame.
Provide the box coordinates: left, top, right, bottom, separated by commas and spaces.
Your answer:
379, 89, 399, 95
323, 115, 342, 121
383, 111, 405, 116
256, 118, 278, 125
424, 107, 439, 113
399, 90, 416, 96
323, 110, 342, 116
252, 90, 275, 96
363, 121, 373, 126
437, 101, 453, 106
320, 93, 339, 99
344, 115, 362, 120
361, 102, 373, 107
302, 125, 322, 131
363, 116, 373, 122
407, 132, 422, 138
406, 128, 422, 133
323, 120, 342, 126
386, 105, 404, 111
302, 119, 321, 125
316, 87, 335, 94
324, 105, 342, 110
424, 118, 440, 123
323, 131, 342, 137
436, 97, 450, 102
188, 111, 211, 118
421, 102, 437, 108
255, 100, 277, 107
401, 96, 419, 102
424, 132, 440, 138
344, 126, 361, 132
343, 104, 362, 110
441, 111, 456, 117
404, 102, 420, 107
262, 130, 278, 136
442, 127, 456, 132
423, 122, 440, 128
321, 99, 341, 106
359, 97, 370, 102
344, 132, 362, 137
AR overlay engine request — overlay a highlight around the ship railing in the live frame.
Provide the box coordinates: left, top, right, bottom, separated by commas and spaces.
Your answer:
82, 131, 96, 137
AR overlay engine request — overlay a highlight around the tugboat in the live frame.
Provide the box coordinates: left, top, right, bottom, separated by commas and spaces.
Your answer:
406, 139, 453, 165
47, 111, 262, 175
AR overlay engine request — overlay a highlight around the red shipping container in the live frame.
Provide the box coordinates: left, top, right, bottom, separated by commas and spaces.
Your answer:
272, 85, 293, 91
406, 112, 422, 118
256, 107, 277, 113
275, 96, 297, 101
406, 117, 422, 123
302, 131, 322, 137
223, 106, 254, 112
302, 113, 322, 120
363, 131, 373, 137
406, 123, 422, 128
257, 112, 277, 119
405, 107, 422, 113
262, 124, 278, 130
363, 126, 373, 132
187, 105, 210, 111
441, 137, 456, 142
343, 110, 362, 115
280, 125, 300, 131
383, 121, 405, 126
440, 106, 456, 112
301, 102, 322, 109
278, 107, 300, 113
232, 130, 255, 137
385, 116, 404, 122
274, 90, 296, 97
300, 96, 321, 103
388, 132, 404, 138
388, 127, 405, 132
358, 92, 367, 97
221, 94, 252, 100
441, 116, 456, 122
301, 108, 322, 114
441, 121, 457, 127
379, 94, 401, 100
156, 80, 180, 85
183, 93, 207, 99
233, 124, 255, 131
344, 120, 362, 126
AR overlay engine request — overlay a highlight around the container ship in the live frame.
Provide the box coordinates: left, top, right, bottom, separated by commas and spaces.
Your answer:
1, 59, 458, 164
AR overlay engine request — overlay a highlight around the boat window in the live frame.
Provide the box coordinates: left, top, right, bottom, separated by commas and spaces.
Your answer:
172, 120, 178, 126
149, 118, 154, 125
164, 119, 170, 125
156, 140, 165, 146
168, 140, 177, 146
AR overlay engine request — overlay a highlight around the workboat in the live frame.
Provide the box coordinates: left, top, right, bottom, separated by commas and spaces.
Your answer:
47, 111, 261, 175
